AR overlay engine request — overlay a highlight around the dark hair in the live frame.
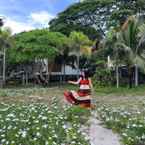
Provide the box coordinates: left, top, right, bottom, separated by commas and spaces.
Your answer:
82, 66, 96, 79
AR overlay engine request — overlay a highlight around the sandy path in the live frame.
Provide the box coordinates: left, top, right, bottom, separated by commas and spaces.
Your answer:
89, 112, 121, 145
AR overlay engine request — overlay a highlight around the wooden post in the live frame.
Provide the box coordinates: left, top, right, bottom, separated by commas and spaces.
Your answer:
135, 64, 138, 87
77, 53, 80, 79
116, 65, 119, 88
2, 48, 6, 86
26, 72, 28, 85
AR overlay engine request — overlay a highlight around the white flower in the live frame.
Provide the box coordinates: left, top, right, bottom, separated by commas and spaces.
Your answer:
42, 116, 47, 120
36, 132, 41, 137
132, 124, 137, 127
21, 130, 27, 138
45, 141, 49, 145
122, 133, 127, 137
71, 141, 76, 144
7, 113, 15, 118
53, 134, 58, 138
42, 124, 48, 128
34, 120, 39, 123
1, 138, 6, 143
7, 125, 12, 130
62, 125, 67, 129
11, 141, 15, 144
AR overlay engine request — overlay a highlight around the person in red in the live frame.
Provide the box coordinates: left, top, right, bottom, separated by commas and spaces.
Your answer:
64, 69, 94, 108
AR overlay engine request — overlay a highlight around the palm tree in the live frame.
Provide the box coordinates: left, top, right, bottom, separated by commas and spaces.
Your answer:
69, 31, 92, 78
103, 28, 120, 88
0, 27, 13, 86
113, 16, 145, 88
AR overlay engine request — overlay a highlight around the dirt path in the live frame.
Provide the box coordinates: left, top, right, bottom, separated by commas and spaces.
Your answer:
89, 112, 121, 145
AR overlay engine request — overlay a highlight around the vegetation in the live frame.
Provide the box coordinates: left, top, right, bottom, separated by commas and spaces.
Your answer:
49, 0, 145, 39
97, 105, 145, 145
0, 27, 13, 51
0, 86, 145, 145
110, 16, 145, 87
7, 29, 68, 63
0, 97, 90, 145
93, 85, 145, 145
1, 0, 145, 145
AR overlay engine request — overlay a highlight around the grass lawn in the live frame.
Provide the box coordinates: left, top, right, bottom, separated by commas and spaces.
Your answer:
94, 85, 145, 109
0, 85, 91, 145
93, 85, 145, 145
0, 84, 145, 145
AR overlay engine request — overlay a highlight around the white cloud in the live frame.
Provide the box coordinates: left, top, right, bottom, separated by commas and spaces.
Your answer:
30, 11, 54, 26
4, 18, 35, 34
2, 11, 55, 34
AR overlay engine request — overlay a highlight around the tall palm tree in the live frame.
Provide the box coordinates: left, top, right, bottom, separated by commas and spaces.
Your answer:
0, 27, 13, 85
113, 16, 145, 88
103, 28, 120, 88
69, 31, 92, 78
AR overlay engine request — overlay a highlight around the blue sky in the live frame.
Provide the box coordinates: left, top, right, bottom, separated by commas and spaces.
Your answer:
0, 0, 78, 34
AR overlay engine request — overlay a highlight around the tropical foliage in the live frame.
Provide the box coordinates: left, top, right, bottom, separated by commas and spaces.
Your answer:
0, 27, 13, 52
7, 29, 68, 63
103, 16, 145, 87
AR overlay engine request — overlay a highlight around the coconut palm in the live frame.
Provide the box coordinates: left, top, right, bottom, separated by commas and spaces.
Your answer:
69, 31, 93, 78
0, 27, 13, 85
112, 16, 145, 88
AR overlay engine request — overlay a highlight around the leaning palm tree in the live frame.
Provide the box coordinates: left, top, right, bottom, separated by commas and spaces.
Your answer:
113, 16, 145, 88
0, 27, 13, 85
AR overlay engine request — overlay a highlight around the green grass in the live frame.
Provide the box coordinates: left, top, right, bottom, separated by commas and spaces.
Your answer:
93, 85, 145, 145
0, 97, 90, 145
95, 84, 145, 96
0, 85, 145, 145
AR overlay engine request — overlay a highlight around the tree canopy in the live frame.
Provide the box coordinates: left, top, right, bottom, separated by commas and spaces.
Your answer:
7, 29, 68, 63
49, 0, 145, 39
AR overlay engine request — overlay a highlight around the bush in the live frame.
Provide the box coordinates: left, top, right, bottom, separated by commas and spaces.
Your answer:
93, 68, 115, 87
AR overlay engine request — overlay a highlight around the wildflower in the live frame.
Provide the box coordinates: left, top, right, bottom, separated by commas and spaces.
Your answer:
42, 124, 48, 128
122, 133, 127, 137
62, 124, 67, 129
21, 130, 27, 138
36, 132, 41, 137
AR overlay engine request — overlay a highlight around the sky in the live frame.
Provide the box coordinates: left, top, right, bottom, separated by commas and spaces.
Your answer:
0, 0, 78, 34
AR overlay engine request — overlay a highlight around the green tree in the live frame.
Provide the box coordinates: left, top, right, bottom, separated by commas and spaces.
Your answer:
8, 29, 67, 63
106, 16, 145, 88
49, 0, 145, 39
0, 27, 13, 85
69, 31, 93, 77
7, 29, 68, 84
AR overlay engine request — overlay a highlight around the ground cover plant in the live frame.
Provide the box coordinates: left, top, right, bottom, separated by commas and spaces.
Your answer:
0, 86, 145, 145
96, 104, 145, 145
0, 95, 90, 145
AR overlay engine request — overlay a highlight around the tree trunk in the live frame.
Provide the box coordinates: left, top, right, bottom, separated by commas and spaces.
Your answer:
116, 66, 119, 88
77, 54, 80, 79
46, 59, 49, 85
135, 64, 138, 87
48, 61, 53, 86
